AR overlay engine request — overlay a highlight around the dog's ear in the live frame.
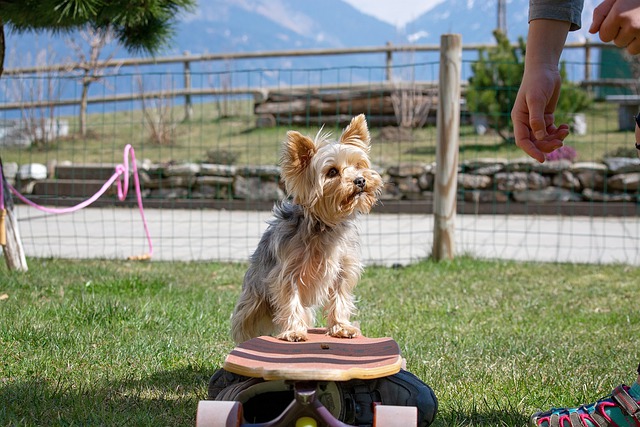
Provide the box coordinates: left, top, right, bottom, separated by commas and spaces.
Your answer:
282, 131, 317, 173
339, 114, 370, 153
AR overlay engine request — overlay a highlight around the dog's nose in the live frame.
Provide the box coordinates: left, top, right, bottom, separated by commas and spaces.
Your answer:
354, 177, 366, 189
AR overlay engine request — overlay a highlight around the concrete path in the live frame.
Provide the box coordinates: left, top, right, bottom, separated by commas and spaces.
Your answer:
8, 206, 640, 266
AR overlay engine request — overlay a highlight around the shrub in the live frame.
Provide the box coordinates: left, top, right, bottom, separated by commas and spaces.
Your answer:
206, 149, 239, 165
546, 145, 578, 162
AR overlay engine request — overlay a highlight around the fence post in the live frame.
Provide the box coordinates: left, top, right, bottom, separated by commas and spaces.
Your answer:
584, 39, 592, 87
183, 52, 193, 121
385, 42, 393, 81
0, 160, 28, 271
432, 34, 461, 261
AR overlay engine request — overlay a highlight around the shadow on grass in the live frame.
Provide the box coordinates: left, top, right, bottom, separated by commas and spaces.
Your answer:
2, 367, 532, 426
0, 365, 220, 425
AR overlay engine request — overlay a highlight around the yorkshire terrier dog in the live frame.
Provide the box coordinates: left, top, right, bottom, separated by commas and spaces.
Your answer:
230, 114, 383, 343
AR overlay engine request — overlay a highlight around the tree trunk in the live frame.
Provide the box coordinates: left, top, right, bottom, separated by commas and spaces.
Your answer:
80, 76, 90, 136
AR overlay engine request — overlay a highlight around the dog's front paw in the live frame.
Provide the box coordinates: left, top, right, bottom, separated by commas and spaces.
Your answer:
328, 323, 360, 338
277, 330, 308, 342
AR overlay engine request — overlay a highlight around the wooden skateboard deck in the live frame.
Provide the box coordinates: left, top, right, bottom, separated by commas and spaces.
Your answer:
223, 328, 403, 381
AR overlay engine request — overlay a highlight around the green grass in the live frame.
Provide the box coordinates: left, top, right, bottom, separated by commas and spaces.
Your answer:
1, 257, 639, 426
0, 100, 634, 170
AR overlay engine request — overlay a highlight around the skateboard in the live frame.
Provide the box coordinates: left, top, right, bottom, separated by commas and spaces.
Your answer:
196, 328, 417, 427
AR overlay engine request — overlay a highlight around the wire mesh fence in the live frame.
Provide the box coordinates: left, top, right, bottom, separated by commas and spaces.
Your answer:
1, 46, 639, 266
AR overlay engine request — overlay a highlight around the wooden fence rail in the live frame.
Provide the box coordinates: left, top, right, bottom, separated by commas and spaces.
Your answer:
0, 40, 620, 117
0, 40, 613, 80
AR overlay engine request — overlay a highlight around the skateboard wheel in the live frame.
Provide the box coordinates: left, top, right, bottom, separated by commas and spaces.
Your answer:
373, 404, 417, 426
196, 400, 242, 427
295, 416, 317, 427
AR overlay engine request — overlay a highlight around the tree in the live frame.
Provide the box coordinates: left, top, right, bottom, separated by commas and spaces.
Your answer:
67, 25, 119, 137
0, 0, 196, 77
466, 30, 526, 142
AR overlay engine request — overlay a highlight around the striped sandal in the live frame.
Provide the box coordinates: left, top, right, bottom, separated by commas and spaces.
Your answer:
530, 385, 640, 427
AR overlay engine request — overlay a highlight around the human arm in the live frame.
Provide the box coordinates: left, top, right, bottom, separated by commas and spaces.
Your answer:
511, 19, 572, 163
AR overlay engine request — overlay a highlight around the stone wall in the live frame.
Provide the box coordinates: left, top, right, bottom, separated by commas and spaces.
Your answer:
3, 156, 640, 205
386, 157, 640, 204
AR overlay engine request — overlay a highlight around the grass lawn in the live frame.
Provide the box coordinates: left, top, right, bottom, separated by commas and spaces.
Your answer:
1, 257, 639, 426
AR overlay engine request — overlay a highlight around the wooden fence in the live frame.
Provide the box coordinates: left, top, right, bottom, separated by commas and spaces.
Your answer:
0, 40, 622, 117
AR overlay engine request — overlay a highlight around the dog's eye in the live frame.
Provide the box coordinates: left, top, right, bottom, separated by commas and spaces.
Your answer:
327, 168, 339, 178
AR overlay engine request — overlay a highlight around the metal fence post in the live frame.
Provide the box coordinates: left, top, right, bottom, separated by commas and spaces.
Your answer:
432, 34, 461, 261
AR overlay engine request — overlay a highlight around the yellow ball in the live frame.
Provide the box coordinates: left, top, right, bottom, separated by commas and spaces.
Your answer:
295, 416, 317, 427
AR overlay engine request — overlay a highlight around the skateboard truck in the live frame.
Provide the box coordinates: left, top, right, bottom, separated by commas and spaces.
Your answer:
241, 381, 353, 427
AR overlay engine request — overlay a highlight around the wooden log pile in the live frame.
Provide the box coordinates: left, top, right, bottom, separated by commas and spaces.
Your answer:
253, 83, 440, 128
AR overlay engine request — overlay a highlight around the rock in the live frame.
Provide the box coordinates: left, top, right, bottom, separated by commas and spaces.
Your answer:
512, 187, 581, 203
575, 170, 606, 191
607, 173, 640, 192
18, 163, 48, 180
531, 159, 572, 174
571, 162, 607, 173
494, 171, 549, 192
472, 163, 505, 176
195, 176, 234, 186
236, 165, 280, 178
552, 170, 582, 191
141, 175, 196, 190
418, 172, 434, 191
165, 163, 200, 177
234, 176, 284, 201
386, 163, 428, 177
462, 157, 508, 170
458, 173, 492, 190
200, 163, 237, 177
581, 188, 634, 202
1, 162, 18, 185
504, 157, 537, 172
192, 184, 232, 199
394, 176, 421, 194
603, 157, 640, 174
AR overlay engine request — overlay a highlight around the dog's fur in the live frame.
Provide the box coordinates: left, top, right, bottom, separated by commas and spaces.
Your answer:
230, 114, 383, 343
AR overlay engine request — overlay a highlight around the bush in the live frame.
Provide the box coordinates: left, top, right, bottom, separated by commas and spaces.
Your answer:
466, 30, 524, 142
546, 145, 578, 162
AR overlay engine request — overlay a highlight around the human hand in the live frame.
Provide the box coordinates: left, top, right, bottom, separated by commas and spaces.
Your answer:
511, 63, 570, 163
590, 0, 640, 54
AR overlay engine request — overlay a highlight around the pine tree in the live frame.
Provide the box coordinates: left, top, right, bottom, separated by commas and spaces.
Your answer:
0, 0, 196, 77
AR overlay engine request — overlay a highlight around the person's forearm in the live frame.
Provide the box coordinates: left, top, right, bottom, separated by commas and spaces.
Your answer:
525, 19, 572, 67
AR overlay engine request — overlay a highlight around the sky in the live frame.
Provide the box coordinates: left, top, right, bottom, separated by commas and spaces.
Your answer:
342, 0, 444, 27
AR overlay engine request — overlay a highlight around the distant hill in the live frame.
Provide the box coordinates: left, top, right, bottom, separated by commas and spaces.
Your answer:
172, 0, 399, 54
3, 0, 398, 65
3, 0, 601, 66
1, 0, 600, 88
404, 0, 599, 44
